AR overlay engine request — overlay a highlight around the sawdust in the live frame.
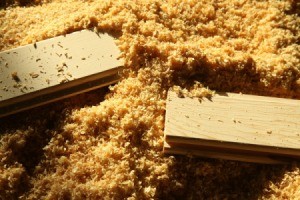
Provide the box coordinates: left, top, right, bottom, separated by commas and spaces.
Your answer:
29, 72, 39, 78
11, 71, 20, 82
0, 0, 299, 199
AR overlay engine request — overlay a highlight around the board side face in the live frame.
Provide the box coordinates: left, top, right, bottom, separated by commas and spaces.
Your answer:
164, 91, 300, 151
0, 30, 123, 117
164, 141, 288, 164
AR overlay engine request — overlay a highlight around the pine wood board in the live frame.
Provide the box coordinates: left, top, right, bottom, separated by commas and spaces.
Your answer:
164, 90, 300, 164
0, 30, 123, 118
164, 142, 294, 164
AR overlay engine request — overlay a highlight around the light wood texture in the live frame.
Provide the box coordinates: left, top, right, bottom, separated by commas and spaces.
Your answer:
0, 30, 123, 118
164, 91, 300, 164
164, 142, 294, 164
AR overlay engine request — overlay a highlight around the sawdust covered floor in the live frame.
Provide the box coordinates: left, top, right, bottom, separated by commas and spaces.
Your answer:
0, 0, 300, 199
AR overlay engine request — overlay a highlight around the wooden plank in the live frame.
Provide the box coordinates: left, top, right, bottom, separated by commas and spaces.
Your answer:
0, 30, 123, 118
164, 142, 292, 164
164, 90, 300, 163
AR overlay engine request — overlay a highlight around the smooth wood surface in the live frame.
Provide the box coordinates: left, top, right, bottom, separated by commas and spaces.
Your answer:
164, 91, 300, 164
0, 30, 123, 118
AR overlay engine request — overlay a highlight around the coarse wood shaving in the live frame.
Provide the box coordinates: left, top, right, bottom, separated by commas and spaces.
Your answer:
0, 0, 299, 199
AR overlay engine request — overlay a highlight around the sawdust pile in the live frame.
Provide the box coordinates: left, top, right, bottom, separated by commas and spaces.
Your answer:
0, 0, 299, 199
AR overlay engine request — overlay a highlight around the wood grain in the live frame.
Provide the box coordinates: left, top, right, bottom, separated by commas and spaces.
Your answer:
0, 30, 123, 118
164, 142, 293, 164
164, 91, 300, 164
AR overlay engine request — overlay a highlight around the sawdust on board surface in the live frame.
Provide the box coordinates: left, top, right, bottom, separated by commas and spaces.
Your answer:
0, 0, 299, 199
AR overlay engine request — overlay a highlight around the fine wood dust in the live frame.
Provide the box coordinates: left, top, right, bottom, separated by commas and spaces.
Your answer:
0, 0, 299, 199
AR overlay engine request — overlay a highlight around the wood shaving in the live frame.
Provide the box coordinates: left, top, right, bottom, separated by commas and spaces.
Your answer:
29, 72, 39, 78
0, 0, 299, 199
60, 78, 69, 83
11, 72, 20, 82
2, 86, 9, 91
56, 65, 64, 72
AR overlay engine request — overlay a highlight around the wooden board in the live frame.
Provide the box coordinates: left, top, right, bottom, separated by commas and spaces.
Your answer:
164, 91, 300, 164
164, 142, 295, 164
0, 30, 123, 118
